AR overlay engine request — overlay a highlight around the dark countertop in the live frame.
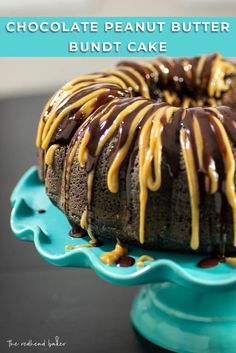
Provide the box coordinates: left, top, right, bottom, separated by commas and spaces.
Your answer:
0, 95, 169, 353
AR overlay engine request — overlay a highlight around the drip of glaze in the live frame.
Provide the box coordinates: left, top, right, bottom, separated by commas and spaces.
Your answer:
136, 255, 155, 267
198, 193, 227, 269
69, 220, 87, 238
197, 256, 225, 269
65, 239, 103, 251
39, 82, 130, 150
226, 257, 236, 267
65, 244, 93, 250
37, 53, 236, 150
45, 144, 61, 165
100, 240, 128, 265
90, 239, 104, 247
77, 98, 236, 249
37, 209, 46, 214
69, 228, 87, 238
116, 256, 135, 267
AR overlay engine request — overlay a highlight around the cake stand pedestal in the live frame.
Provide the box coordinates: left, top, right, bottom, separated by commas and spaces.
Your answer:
10, 167, 236, 353
132, 283, 236, 353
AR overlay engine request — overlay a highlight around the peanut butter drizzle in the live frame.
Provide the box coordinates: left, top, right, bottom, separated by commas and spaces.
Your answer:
209, 53, 236, 98
65, 243, 93, 250
63, 139, 79, 213
36, 54, 236, 251
139, 106, 165, 244
79, 99, 148, 168
45, 144, 61, 166
36, 54, 236, 151
136, 255, 155, 267
207, 114, 236, 246
180, 125, 200, 250
79, 99, 150, 244
139, 105, 177, 243
80, 209, 88, 229
100, 240, 128, 265
78, 101, 236, 249
142, 62, 159, 81
37, 81, 130, 151
118, 66, 150, 98
42, 88, 113, 150
196, 54, 207, 86
226, 257, 236, 267
104, 68, 140, 93
107, 104, 153, 193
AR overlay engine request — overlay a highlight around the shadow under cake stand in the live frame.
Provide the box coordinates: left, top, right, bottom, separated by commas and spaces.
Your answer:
10, 167, 236, 353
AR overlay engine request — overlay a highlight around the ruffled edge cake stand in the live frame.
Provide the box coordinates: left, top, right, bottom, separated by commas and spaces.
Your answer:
10, 167, 236, 353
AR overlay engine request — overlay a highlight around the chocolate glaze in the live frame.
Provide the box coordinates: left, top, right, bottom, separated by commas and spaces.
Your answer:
37, 209, 46, 214
116, 256, 135, 267
52, 86, 130, 146
56, 83, 121, 115
201, 53, 218, 92
161, 108, 182, 177
197, 255, 225, 269
120, 54, 228, 106
210, 106, 236, 143
69, 218, 90, 238
119, 61, 154, 84
67, 100, 236, 251
38, 54, 236, 253
126, 143, 138, 224
107, 101, 151, 171
86, 98, 138, 172
63, 115, 93, 215
79, 98, 236, 251
117, 68, 142, 88
90, 239, 104, 247
53, 111, 85, 145
69, 223, 87, 238
125, 102, 168, 222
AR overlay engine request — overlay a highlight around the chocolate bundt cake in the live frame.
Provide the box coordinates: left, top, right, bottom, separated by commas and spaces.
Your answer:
36, 53, 236, 253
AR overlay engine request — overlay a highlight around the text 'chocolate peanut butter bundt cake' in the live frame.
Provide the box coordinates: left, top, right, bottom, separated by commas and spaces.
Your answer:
36, 53, 236, 254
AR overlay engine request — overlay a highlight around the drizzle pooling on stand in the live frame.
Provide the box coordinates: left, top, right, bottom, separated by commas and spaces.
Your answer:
116, 256, 135, 267
197, 256, 225, 269
37, 209, 46, 214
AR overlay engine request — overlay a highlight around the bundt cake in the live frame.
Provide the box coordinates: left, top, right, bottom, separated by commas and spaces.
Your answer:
36, 52, 236, 254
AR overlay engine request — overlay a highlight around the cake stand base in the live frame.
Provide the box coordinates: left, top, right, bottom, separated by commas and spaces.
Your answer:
131, 282, 236, 353
11, 168, 236, 353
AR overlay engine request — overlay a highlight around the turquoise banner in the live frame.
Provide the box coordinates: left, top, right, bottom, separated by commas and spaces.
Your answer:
0, 17, 235, 57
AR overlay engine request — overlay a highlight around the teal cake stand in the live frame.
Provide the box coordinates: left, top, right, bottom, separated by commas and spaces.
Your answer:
10, 167, 236, 353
